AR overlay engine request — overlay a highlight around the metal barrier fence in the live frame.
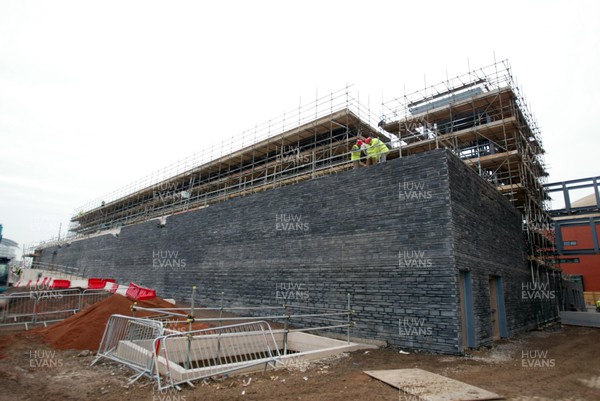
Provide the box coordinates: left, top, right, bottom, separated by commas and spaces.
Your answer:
87, 290, 354, 390
0, 289, 112, 329
154, 321, 280, 391
133, 292, 355, 348
92, 314, 165, 383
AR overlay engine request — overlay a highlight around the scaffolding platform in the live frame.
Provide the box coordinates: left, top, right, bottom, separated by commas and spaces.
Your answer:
33, 60, 556, 275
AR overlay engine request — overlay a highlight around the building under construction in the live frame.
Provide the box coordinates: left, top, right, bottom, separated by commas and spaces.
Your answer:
379, 61, 556, 282
32, 60, 574, 354
68, 61, 553, 270
69, 90, 386, 235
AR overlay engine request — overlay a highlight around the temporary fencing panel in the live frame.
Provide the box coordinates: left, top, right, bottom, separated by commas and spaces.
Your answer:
35, 291, 81, 322
0, 293, 37, 328
79, 290, 112, 310
154, 321, 281, 390
0, 289, 112, 329
93, 314, 165, 383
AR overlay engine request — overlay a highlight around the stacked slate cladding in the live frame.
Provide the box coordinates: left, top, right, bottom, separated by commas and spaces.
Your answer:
38, 150, 555, 354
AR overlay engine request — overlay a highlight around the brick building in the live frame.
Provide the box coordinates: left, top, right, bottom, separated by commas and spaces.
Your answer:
546, 181, 600, 296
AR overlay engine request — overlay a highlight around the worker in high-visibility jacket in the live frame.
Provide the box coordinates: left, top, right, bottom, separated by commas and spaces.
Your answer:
365, 136, 389, 164
350, 139, 365, 168
596, 298, 600, 312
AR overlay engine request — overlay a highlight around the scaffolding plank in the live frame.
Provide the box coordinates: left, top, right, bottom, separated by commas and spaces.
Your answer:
383, 87, 514, 134
463, 150, 520, 170
496, 183, 523, 192
74, 109, 387, 233
400, 117, 518, 153
78, 109, 381, 215
364, 368, 503, 401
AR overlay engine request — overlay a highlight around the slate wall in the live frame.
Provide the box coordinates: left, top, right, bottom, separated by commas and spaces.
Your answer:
37, 149, 550, 354
445, 153, 559, 348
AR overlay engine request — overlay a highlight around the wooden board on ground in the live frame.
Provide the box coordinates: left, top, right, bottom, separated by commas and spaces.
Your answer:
364, 368, 503, 401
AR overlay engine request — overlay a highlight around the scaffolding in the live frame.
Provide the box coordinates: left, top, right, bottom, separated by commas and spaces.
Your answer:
65, 86, 388, 237
379, 59, 554, 269
34, 60, 555, 276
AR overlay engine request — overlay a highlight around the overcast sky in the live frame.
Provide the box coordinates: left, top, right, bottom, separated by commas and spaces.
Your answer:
1, 0, 599, 248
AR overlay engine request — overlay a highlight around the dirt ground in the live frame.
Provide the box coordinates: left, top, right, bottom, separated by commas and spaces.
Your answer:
0, 324, 599, 401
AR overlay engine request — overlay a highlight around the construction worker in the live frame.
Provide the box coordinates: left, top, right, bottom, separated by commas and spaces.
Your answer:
365, 136, 390, 164
596, 298, 600, 312
350, 140, 365, 168
11, 265, 22, 277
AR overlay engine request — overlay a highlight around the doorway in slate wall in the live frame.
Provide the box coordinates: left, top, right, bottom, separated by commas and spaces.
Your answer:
488, 275, 508, 341
459, 270, 475, 349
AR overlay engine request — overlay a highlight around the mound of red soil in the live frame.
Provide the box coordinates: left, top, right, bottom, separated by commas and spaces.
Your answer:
34, 294, 178, 351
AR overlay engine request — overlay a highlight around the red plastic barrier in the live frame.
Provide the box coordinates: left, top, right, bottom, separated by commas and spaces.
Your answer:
88, 278, 117, 289
87, 278, 104, 289
126, 282, 156, 301
51, 279, 71, 289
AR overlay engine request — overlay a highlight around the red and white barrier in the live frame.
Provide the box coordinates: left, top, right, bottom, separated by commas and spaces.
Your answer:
10, 273, 157, 302
125, 282, 156, 301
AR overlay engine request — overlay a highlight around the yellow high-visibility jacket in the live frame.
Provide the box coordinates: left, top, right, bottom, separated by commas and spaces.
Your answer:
367, 138, 389, 157
350, 144, 362, 161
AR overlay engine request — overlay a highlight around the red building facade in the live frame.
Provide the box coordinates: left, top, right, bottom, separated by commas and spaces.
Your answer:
546, 178, 600, 293
556, 218, 600, 291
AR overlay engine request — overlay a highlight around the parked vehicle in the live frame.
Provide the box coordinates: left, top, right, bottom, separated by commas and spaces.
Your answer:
0, 225, 19, 293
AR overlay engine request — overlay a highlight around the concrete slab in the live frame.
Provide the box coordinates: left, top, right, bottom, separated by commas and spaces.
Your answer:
560, 311, 600, 328
364, 368, 503, 401
114, 329, 378, 382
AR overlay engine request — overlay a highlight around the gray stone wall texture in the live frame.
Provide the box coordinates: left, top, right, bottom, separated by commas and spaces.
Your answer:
37, 149, 558, 354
